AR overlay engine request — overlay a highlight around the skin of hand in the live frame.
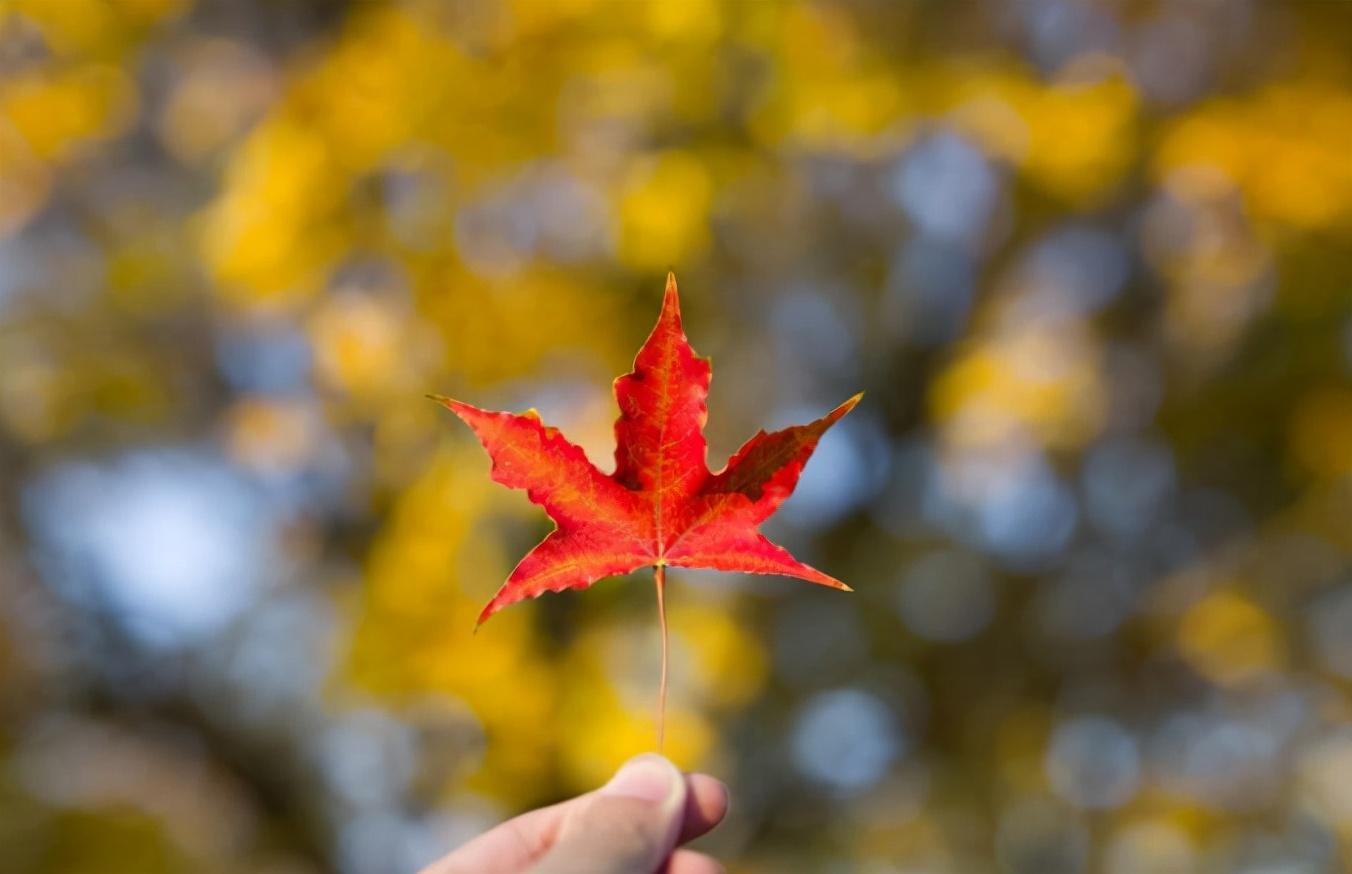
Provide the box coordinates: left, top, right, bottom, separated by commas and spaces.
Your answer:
419, 754, 730, 874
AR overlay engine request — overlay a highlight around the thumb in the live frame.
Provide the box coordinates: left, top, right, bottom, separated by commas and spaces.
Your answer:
528, 754, 688, 874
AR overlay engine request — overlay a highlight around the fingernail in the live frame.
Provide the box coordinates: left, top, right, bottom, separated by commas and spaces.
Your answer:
600, 754, 680, 803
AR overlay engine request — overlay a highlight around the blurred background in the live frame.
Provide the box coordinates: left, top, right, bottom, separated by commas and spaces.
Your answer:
3, 0, 1352, 872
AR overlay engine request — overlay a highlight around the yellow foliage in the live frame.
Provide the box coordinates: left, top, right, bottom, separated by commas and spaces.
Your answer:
750, 3, 909, 153
1018, 72, 1136, 205
198, 117, 343, 306
1, 65, 138, 160
647, 0, 721, 44
945, 66, 1137, 205
1177, 590, 1284, 686
931, 324, 1105, 450
619, 152, 714, 269
557, 619, 716, 789
10, 0, 187, 60
346, 450, 559, 802
1156, 82, 1352, 231
196, 3, 559, 306
0, 120, 49, 237
1290, 389, 1352, 479
670, 596, 769, 710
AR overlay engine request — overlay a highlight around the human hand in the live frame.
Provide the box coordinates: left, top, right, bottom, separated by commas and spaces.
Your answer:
419, 754, 729, 874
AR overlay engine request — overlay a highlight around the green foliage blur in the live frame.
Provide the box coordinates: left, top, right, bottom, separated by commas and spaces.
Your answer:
3, 1, 1352, 872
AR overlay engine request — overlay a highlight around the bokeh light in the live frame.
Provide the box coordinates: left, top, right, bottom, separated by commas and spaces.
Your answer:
2, 1, 1352, 872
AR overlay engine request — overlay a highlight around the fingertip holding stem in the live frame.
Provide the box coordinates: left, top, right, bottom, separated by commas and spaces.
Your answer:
600, 753, 684, 805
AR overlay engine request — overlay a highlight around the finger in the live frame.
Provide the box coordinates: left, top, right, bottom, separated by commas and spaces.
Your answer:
678, 773, 729, 844
421, 803, 565, 873
422, 768, 728, 873
528, 754, 687, 874
662, 849, 726, 874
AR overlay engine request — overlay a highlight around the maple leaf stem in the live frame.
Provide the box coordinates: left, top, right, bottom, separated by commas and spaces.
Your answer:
654, 563, 668, 753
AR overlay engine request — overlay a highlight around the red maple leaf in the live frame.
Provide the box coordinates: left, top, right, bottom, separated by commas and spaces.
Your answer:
431, 273, 859, 743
